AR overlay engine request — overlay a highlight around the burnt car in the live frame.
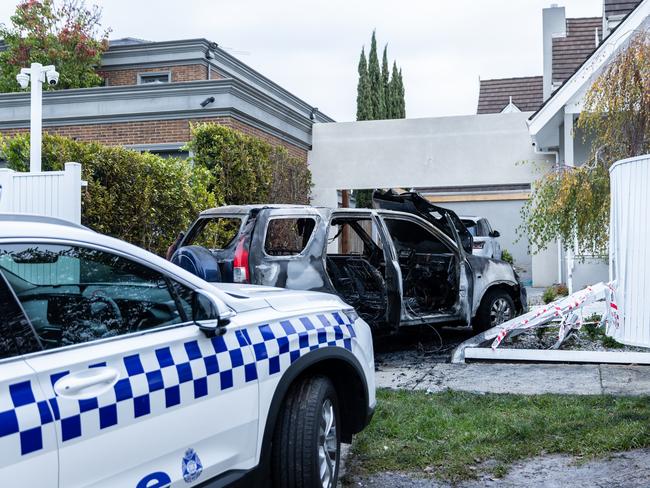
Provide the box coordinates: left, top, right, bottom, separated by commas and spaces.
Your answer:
167, 190, 526, 333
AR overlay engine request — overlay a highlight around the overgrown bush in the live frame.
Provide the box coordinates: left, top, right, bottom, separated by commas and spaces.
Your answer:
186, 123, 312, 206
0, 133, 214, 255
500, 249, 514, 264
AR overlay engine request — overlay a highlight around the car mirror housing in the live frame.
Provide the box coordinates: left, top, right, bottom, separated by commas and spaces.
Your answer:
491, 230, 500, 238
192, 289, 235, 336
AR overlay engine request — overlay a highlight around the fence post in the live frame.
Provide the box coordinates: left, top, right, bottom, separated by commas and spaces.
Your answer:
63, 162, 82, 224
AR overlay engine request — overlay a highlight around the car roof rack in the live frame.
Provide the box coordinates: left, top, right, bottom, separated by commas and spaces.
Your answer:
0, 213, 88, 230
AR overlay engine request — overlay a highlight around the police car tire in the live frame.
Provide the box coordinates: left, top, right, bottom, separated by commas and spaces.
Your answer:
271, 375, 341, 488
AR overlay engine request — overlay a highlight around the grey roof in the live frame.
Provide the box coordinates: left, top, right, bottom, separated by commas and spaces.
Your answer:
476, 76, 543, 114
604, 0, 642, 18
108, 37, 150, 47
552, 17, 602, 85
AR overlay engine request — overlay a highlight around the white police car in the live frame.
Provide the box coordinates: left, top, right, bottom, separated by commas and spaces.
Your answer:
0, 215, 376, 487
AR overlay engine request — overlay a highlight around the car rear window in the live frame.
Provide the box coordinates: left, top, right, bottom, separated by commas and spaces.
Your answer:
190, 217, 243, 250
461, 220, 478, 237
264, 217, 316, 256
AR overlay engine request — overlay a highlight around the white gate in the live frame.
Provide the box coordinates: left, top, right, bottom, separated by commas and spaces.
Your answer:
609, 155, 650, 347
0, 162, 83, 224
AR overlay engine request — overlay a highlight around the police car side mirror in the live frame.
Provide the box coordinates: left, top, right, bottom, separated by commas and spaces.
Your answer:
192, 290, 235, 337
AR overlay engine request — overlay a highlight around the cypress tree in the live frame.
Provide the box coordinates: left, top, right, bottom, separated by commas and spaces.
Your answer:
356, 47, 372, 120
381, 45, 390, 117
388, 61, 400, 118
397, 68, 406, 118
368, 31, 386, 119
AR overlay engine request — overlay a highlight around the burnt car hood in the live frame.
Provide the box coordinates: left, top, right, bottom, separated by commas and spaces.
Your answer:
372, 190, 473, 253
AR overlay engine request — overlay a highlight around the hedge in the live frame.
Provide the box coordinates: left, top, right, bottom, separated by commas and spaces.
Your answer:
0, 123, 312, 256
0, 133, 215, 255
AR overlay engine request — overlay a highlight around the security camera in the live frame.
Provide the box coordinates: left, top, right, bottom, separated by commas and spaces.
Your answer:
200, 96, 215, 108
16, 73, 29, 89
46, 70, 59, 86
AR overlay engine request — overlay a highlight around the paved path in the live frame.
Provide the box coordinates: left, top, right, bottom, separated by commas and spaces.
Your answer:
375, 362, 650, 396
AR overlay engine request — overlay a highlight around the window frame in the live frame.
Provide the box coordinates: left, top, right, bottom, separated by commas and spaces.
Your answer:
261, 215, 320, 260
0, 238, 200, 361
0, 269, 43, 364
380, 214, 458, 255
137, 71, 171, 85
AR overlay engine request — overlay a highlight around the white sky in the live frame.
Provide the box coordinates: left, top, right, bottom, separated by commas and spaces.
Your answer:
0, 0, 602, 121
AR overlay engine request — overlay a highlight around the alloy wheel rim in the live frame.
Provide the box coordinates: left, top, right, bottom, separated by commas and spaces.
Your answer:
490, 297, 513, 326
318, 398, 337, 488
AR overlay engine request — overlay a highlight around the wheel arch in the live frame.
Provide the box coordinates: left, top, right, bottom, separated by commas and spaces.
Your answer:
253, 347, 370, 484
474, 281, 523, 317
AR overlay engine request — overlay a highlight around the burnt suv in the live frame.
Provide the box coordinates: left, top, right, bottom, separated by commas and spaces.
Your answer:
168, 191, 526, 333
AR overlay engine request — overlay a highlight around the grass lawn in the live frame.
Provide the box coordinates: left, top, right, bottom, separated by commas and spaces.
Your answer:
350, 389, 650, 481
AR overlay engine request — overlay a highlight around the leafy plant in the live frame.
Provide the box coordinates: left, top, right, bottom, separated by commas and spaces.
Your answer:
0, 0, 110, 93
186, 123, 312, 207
500, 249, 514, 264
0, 133, 214, 255
521, 32, 650, 255
542, 284, 569, 304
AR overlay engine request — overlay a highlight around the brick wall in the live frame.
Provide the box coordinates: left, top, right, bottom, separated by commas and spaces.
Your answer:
97, 64, 222, 86
0, 117, 307, 161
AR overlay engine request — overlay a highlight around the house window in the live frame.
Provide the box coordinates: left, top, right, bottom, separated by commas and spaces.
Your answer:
138, 72, 171, 84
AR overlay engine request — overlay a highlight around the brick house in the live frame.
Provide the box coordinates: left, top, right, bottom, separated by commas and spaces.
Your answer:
0, 37, 332, 163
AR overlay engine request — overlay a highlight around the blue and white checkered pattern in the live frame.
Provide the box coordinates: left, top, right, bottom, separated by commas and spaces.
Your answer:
0, 311, 355, 459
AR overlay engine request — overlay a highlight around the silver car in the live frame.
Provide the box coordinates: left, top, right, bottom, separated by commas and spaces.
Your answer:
460, 216, 502, 259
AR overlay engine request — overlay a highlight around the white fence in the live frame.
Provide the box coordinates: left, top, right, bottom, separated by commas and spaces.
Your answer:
0, 162, 83, 224
609, 154, 650, 347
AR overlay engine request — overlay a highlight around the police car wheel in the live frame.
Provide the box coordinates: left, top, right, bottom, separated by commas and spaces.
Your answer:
271, 375, 341, 488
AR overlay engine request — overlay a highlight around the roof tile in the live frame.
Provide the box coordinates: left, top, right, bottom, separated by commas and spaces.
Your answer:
476, 76, 543, 114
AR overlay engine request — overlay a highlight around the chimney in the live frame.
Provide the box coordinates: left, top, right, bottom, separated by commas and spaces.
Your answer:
542, 4, 566, 100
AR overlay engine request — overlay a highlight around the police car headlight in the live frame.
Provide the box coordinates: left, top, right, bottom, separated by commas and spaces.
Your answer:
343, 308, 359, 323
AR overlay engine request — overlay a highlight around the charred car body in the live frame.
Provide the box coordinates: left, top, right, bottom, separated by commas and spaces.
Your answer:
169, 191, 526, 333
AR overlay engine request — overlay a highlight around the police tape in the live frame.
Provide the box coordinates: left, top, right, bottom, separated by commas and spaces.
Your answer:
491, 281, 619, 349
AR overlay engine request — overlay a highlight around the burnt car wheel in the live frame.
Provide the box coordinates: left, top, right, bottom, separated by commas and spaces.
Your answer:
272, 375, 341, 488
473, 289, 515, 333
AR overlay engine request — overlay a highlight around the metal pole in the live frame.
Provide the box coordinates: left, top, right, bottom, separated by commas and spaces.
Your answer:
341, 189, 350, 254
29, 63, 42, 173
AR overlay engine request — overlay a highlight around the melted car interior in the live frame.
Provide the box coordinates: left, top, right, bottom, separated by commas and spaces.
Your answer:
325, 217, 387, 323
325, 215, 460, 326
382, 217, 459, 318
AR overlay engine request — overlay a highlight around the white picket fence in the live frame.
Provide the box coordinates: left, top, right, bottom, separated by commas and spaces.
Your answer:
0, 162, 83, 224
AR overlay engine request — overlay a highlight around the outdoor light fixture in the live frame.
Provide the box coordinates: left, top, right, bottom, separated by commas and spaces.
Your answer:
200, 96, 215, 108
16, 63, 59, 173
310, 107, 319, 121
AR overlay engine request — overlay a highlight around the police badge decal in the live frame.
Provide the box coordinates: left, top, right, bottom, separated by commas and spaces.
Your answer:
182, 448, 203, 483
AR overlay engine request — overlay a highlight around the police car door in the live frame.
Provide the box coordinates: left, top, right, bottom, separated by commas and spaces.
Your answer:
0, 241, 258, 488
0, 271, 58, 487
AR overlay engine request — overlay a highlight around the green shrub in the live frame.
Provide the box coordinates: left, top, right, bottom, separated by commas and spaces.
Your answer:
542, 283, 570, 304
186, 123, 312, 206
500, 249, 514, 264
0, 133, 215, 255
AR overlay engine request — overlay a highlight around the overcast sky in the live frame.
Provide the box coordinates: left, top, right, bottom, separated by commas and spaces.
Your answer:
0, 0, 603, 121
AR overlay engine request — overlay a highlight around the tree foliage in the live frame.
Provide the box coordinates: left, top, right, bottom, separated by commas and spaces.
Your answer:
522, 32, 650, 255
0, 133, 214, 255
367, 31, 386, 121
187, 122, 312, 206
356, 31, 405, 122
0, 0, 110, 93
356, 47, 372, 121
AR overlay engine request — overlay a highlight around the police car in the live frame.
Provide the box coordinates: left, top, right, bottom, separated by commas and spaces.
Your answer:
0, 215, 376, 487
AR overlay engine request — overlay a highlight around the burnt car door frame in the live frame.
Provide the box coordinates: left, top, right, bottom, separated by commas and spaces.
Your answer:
327, 210, 403, 332
376, 210, 473, 326
247, 207, 331, 291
